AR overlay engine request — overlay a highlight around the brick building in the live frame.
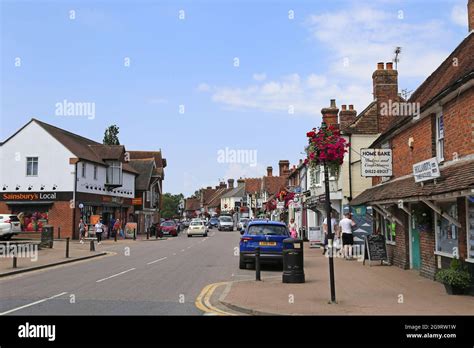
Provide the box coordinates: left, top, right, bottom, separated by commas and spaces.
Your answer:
351, 12, 474, 287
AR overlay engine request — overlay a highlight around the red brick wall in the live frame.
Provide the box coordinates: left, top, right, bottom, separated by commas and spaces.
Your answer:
48, 201, 74, 239
386, 209, 410, 269
442, 87, 474, 160
419, 226, 436, 279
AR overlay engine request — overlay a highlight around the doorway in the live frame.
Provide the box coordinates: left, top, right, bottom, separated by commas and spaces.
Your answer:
410, 214, 421, 270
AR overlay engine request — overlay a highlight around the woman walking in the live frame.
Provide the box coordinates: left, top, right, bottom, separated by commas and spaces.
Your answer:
95, 219, 105, 245
79, 219, 87, 244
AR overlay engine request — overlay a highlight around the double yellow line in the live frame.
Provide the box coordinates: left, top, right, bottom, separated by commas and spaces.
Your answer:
195, 282, 236, 316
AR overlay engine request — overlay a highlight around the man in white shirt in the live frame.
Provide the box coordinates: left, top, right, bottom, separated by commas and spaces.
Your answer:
339, 213, 356, 259
322, 211, 339, 255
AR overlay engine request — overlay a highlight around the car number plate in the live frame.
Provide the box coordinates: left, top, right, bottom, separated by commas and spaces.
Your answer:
259, 242, 276, 246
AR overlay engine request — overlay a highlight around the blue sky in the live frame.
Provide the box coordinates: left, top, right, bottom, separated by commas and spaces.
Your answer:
0, 0, 470, 196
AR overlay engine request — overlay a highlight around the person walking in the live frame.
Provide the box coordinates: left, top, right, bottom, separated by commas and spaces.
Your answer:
79, 218, 87, 244
339, 212, 356, 260
322, 211, 339, 255
95, 219, 105, 245
288, 218, 298, 238
113, 218, 121, 239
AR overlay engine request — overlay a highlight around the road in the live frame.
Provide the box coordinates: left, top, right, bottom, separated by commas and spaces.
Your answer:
0, 228, 279, 315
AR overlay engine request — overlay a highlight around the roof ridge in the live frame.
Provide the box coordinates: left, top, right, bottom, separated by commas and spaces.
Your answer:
33, 118, 101, 145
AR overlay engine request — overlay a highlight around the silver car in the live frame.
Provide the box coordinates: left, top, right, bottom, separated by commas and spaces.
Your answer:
187, 220, 208, 237
218, 216, 234, 231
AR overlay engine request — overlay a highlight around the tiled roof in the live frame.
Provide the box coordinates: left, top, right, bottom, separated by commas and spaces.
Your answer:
128, 158, 155, 191
202, 188, 218, 205
221, 185, 245, 199
350, 159, 474, 205
244, 178, 262, 194
185, 197, 201, 211
409, 32, 474, 110
128, 151, 166, 168
262, 176, 287, 196
208, 188, 232, 208
344, 101, 378, 134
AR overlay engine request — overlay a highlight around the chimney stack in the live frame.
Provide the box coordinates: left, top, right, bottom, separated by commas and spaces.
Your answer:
227, 178, 234, 189
278, 160, 290, 177
339, 104, 357, 131
469, 0, 474, 32
237, 178, 245, 188
373, 62, 399, 133
321, 99, 339, 127
219, 181, 226, 189
266, 166, 273, 177
206, 186, 212, 190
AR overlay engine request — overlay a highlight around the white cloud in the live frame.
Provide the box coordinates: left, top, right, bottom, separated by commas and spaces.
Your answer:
197, 83, 211, 92
451, 4, 467, 27
148, 98, 167, 104
223, 163, 266, 181
252, 73, 267, 81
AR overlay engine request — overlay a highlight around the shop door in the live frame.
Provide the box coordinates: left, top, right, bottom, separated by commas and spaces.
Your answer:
411, 215, 421, 270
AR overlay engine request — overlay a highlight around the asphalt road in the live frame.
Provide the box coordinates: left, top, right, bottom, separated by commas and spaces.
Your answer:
0, 228, 280, 315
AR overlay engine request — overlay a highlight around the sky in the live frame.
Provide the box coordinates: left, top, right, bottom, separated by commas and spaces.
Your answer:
0, 0, 471, 196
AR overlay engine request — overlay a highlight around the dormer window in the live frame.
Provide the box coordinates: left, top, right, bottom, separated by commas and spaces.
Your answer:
105, 161, 122, 187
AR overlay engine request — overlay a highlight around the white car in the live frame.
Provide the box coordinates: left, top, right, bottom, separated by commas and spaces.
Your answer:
0, 214, 22, 240
218, 216, 234, 231
187, 220, 208, 237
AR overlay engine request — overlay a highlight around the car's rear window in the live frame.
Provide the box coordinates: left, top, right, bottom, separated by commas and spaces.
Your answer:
247, 225, 288, 236
190, 221, 203, 226
161, 221, 175, 226
220, 217, 232, 222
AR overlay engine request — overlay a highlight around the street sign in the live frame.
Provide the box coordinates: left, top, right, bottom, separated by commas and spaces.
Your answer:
308, 226, 322, 247
360, 148, 393, 177
413, 157, 440, 183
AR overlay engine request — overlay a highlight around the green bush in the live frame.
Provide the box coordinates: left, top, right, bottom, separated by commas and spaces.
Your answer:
435, 259, 472, 289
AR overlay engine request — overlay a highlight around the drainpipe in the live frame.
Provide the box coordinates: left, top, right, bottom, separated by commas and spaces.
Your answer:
72, 161, 78, 239
348, 133, 353, 202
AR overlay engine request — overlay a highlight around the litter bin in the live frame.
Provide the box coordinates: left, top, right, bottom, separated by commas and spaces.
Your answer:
41, 225, 54, 248
282, 238, 305, 283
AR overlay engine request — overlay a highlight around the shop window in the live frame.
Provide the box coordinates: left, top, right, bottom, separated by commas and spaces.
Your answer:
436, 112, 444, 162
468, 198, 474, 260
376, 212, 395, 243
14, 208, 48, 232
435, 201, 458, 256
26, 157, 38, 176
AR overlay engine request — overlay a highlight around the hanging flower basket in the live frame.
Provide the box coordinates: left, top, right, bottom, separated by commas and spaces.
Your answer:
305, 124, 349, 186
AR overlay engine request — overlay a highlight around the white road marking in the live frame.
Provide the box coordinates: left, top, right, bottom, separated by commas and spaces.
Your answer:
96, 268, 136, 283
0, 291, 68, 316
146, 257, 167, 265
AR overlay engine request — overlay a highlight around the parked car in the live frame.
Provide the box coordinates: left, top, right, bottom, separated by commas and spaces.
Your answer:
218, 216, 234, 231
208, 217, 219, 229
239, 220, 290, 269
0, 214, 22, 240
238, 218, 249, 231
187, 220, 208, 237
160, 220, 178, 237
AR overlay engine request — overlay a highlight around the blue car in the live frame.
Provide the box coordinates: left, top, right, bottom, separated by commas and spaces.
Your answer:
239, 220, 290, 269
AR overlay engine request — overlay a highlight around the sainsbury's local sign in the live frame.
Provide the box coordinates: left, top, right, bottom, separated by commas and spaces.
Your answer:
413, 157, 440, 183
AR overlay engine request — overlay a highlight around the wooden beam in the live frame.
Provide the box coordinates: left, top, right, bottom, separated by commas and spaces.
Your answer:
421, 199, 461, 228
373, 204, 404, 227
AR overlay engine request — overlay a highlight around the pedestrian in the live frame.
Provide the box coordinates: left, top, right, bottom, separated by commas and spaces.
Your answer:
95, 219, 104, 245
108, 217, 115, 239
113, 218, 121, 239
78, 218, 87, 244
339, 212, 356, 260
322, 211, 339, 255
288, 218, 298, 238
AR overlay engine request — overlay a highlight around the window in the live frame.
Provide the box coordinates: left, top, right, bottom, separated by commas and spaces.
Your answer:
93, 165, 98, 180
314, 166, 321, 186
436, 112, 444, 162
81, 162, 86, 178
26, 157, 38, 176
377, 213, 395, 243
106, 161, 122, 185
146, 191, 150, 202
435, 201, 458, 255
467, 198, 474, 260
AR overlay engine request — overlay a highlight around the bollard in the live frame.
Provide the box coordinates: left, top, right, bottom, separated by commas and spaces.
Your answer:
65, 237, 70, 258
13, 254, 17, 269
146, 228, 149, 240
133, 229, 136, 241
255, 247, 261, 281
114, 230, 117, 242
58, 227, 61, 239
90, 239, 95, 252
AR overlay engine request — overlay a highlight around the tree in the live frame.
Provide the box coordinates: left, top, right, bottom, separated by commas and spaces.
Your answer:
103, 125, 120, 145
161, 193, 184, 219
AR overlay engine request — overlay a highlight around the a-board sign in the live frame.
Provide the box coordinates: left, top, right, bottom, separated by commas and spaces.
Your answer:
363, 234, 388, 265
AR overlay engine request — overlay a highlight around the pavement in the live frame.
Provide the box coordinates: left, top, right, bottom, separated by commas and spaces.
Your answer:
218, 243, 474, 315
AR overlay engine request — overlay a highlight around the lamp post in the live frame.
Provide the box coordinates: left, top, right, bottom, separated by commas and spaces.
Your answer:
321, 121, 337, 303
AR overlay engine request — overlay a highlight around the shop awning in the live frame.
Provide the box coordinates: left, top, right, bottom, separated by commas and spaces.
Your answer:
350, 159, 474, 206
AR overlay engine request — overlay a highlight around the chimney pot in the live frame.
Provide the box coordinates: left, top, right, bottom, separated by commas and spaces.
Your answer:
266, 166, 273, 177
349, 104, 354, 110
386, 62, 393, 70
469, 0, 474, 32
330, 99, 336, 108
377, 62, 384, 70
341, 104, 347, 111
227, 178, 234, 188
